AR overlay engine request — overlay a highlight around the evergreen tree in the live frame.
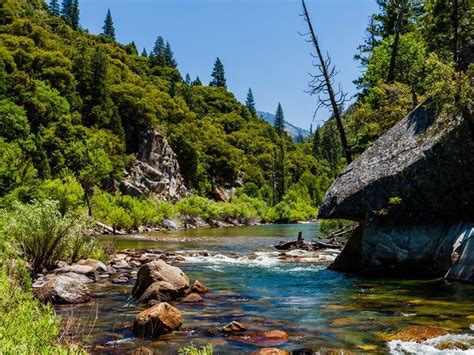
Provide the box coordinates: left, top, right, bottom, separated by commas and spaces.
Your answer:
245, 88, 256, 115
61, 0, 72, 25
141, 48, 148, 57
90, 47, 108, 108
71, 0, 79, 30
274, 103, 285, 134
126, 41, 138, 55
49, 0, 60, 16
209, 57, 226, 88
312, 126, 322, 159
102, 9, 115, 40
151, 36, 166, 66
193, 76, 202, 86
184, 73, 191, 86
164, 41, 177, 67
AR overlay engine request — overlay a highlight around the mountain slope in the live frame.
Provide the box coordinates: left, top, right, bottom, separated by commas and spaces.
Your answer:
258, 111, 310, 140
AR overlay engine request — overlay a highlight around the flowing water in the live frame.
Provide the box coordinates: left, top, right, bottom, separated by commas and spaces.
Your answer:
58, 224, 474, 354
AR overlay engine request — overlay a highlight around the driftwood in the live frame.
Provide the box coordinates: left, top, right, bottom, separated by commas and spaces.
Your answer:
274, 239, 343, 251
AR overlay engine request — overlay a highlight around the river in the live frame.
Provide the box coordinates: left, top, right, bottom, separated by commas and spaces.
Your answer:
57, 223, 474, 353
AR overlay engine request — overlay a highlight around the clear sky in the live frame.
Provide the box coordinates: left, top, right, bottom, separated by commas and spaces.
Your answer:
79, 0, 379, 129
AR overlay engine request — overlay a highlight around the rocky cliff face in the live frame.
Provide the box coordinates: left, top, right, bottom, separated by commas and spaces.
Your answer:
120, 130, 189, 201
319, 102, 474, 281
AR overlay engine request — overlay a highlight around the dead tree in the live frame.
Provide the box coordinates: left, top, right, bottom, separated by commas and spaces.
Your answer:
301, 0, 353, 164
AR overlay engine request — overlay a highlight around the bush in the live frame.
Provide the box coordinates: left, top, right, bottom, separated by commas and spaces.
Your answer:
3, 199, 94, 274
0, 270, 69, 353
179, 344, 213, 355
319, 219, 354, 236
176, 195, 222, 220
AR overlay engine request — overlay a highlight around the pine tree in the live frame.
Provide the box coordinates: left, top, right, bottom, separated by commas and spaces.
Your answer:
312, 126, 322, 159
102, 9, 115, 40
164, 41, 177, 67
141, 48, 148, 57
193, 76, 202, 86
245, 88, 256, 115
90, 47, 108, 108
274, 103, 285, 134
184, 73, 191, 86
61, 0, 72, 25
151, 36, 165, 66
71, 0, 79, 30
127, 41, 138, 55
209, 57, 226, 88
49, 0, 60, 16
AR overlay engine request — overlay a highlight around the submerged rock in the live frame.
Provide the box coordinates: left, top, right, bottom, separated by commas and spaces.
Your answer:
36, 275, 90, 304
222, 321, 248, 334
191, 279, 208, 294
133, 302, 182, 338
250, 349, 289, 355
388, 326, 447, 343
132, 260, 190, 299
182, 292, 203, 303
229, 329, 289, 347
320, 102, 474, 280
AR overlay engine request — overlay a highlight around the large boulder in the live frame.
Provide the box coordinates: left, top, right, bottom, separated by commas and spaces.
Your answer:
75, 259, 107, 273
36, 275, 91, 304
132, 260, 190, 299
52, 264, 99, 282
320, 103, 474, 221
120, 129, 189, 201
138, 281, 179, 303
320, 102, 474, 280
133, 302, 182, 338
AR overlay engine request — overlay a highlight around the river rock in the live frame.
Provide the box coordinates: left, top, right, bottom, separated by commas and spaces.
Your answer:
161, 218, 180, 230
250, 349, 289, 355
133, 302, 182, 338
230, 329, 289, 347
76, 259, 107, 273
319, 102, 474, 280
52, 265, 99, 282
222, 321, 248, 334
388, 326, 447, 342
36, 275, 91, 304
182, 292, 203, 303
191, 279, 208, 293
139, 281, 179, 303
132, 260, 190, 299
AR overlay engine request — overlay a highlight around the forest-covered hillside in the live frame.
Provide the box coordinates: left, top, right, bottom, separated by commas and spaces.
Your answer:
0, 0, 336, 226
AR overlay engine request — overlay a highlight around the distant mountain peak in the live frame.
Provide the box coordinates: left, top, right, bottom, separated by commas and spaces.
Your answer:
257, 111, 310, 140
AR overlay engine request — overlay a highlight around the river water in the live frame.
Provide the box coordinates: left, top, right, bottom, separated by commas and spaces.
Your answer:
58, 223, 474, 354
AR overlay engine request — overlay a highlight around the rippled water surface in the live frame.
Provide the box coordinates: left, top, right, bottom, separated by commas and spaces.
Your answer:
58, 224, 474, 354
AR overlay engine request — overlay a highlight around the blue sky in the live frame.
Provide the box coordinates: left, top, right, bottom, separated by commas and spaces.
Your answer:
79, 0, 379, 129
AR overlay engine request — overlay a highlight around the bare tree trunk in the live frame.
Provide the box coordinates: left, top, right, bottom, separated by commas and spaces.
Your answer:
387, 1, 406, 83
301, 0, 352, 164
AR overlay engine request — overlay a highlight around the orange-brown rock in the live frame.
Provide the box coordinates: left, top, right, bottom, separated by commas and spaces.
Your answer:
133, 302, 182, 338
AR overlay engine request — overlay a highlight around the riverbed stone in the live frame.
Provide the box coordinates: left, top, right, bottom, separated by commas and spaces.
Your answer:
36, 275, 91, 304
250, 349, 289, 355
139, 281, 179, 303
133, 302, 182, 338
387, 326, 447, 342
222, 321, 247, 333
75, 259, 107, 273
182, 292, 203, 303
191, 279, 208, 293
229, 329, 289, 347
52, 264, 99, 282
132, 260, 190, 299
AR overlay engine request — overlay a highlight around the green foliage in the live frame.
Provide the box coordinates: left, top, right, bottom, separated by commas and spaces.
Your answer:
0, 270, 69, 354
179, 343, 213, 355
36, 174, 84, 215
3, 199, 94, 274
245, 87, 256, 115
274, 102, 285, 134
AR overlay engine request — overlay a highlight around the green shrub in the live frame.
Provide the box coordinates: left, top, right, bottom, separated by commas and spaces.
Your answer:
176, 195, 222, 219
179, 343, 213, 355
0, 270, 69, 354
3, 199, 94, 274
36, 174, 85, 215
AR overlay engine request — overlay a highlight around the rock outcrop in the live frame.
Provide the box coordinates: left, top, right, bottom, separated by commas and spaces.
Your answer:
120, 129, 189, 201
319, 102, 474, 281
